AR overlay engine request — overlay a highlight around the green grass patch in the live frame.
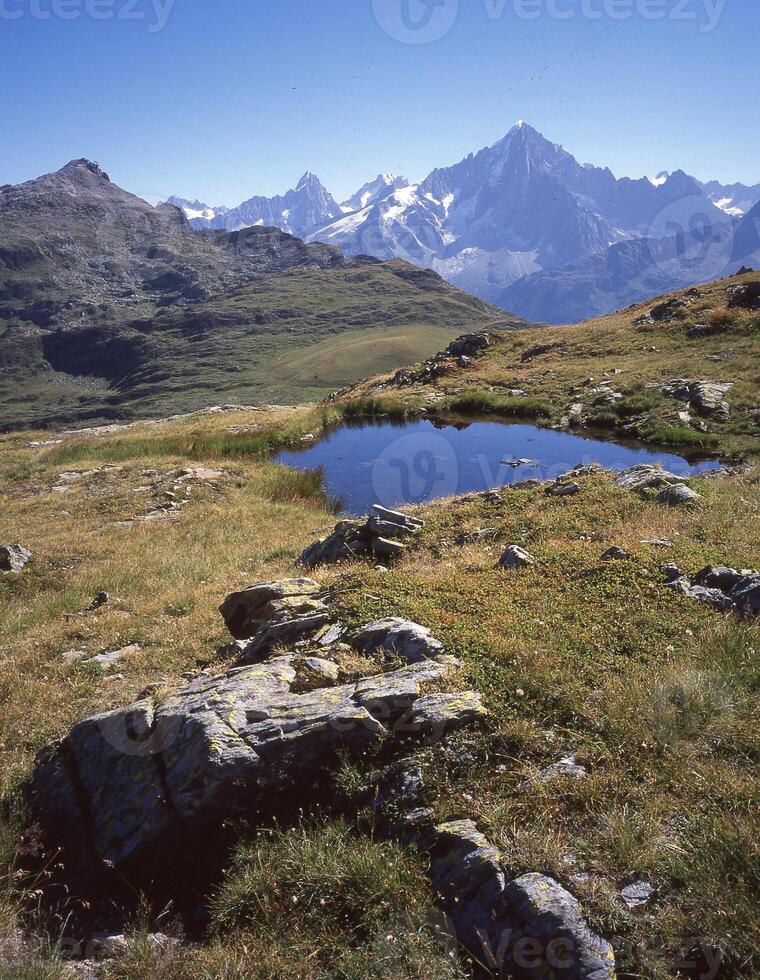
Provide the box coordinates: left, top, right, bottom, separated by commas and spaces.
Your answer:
446, 389, 552, 419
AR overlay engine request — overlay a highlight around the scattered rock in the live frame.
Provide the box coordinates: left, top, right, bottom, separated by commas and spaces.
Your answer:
657, 484, 703, 507
660, 379, 733, 416
348, 618, 445, 663
499, 545, 536, 570
649, 298, 685, 321
620, 880, 655, 910
665, 565, 760, 615
0, 544, 31, 573
727, 280, 760, 310
601, 547, 629, 561
687, 322, 724, 339
615, 464, 687, 493
390, 333, 491, 385
86, 591, 112, 612
32, 652, 482, 870
518, 752, 588, 791
641, 539, 674, 548
546, 481, 581, 497
455, 527, 497, 545
84, 644, 142, 669
62, 650, 87, 665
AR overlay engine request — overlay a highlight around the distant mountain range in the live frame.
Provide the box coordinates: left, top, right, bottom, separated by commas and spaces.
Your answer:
168, 123, 760, 322
1, 159, 518, 430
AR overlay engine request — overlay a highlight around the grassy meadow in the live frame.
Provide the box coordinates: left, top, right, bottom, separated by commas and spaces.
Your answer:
0, 392, 758, 977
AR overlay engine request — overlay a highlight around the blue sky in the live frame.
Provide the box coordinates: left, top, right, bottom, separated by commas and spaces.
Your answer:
2, 0, 757, 205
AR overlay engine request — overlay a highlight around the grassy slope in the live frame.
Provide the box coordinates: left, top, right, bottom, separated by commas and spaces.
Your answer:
346, 270, 760, 457
0, 261, 518, 433
0, 395, 758, 977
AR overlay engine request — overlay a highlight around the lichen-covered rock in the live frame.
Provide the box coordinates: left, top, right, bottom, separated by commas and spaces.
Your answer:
0, 544, 31, 573
426, 821, 615, 979
32, 654, 482, 870
348, 617, 445, 662
502, 873, 616, 979
499, 545, 536, 570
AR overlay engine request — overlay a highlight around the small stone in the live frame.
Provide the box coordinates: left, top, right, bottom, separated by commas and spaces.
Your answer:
601, 547, 629, 561
84, 644, 142, 669
547, 481, 581, 497
620, 880, 654, 909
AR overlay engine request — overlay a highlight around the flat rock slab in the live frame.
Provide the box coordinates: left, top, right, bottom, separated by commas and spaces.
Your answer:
32, 654, 483, 869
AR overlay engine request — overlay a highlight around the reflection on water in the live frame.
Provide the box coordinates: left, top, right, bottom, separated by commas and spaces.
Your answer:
275, 416, 719, 516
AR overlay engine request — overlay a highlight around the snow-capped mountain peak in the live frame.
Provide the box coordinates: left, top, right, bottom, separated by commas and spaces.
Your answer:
165, 195, 221, 222
341, 173, 411, 213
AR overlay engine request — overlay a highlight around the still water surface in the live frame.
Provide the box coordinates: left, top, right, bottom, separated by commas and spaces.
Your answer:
275, 417, 719, 516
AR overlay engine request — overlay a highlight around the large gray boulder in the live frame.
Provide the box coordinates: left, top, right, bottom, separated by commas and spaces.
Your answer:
32, 654, 484, 870
0, 544, 31, 573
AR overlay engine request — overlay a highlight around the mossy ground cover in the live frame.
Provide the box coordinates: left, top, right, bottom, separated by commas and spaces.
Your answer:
0, 388, 758, 975
347, 271, 760, 458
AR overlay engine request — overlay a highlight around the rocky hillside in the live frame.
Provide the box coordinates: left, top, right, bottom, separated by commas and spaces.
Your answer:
343, 270, 760, 457
0, 160, 523, 431
0, 394, 758, 978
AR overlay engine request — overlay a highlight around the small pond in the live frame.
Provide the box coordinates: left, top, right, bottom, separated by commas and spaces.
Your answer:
275, 417, 720, 516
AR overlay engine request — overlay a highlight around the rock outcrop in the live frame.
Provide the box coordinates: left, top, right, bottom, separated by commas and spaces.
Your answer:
0, 544, 31, 573
666, 564, 760, 615
299, 504, 423, 567
426, 820, 615, 979
390, 332, 491, 386
660, 379, 733, 417
32, 651, 484, 871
